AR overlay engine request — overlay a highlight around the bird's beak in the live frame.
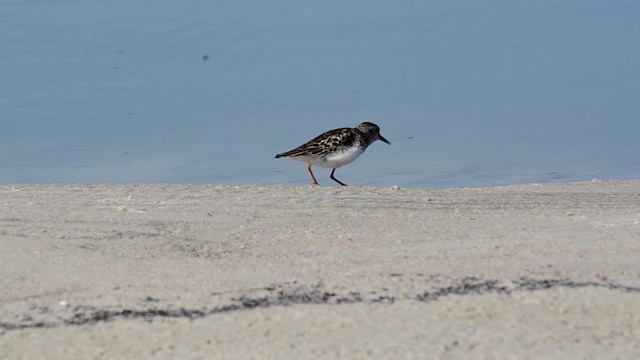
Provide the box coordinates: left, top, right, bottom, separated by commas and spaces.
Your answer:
379, 134, 391, 145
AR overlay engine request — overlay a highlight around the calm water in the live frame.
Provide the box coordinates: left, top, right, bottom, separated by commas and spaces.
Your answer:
2, 1, 639, 187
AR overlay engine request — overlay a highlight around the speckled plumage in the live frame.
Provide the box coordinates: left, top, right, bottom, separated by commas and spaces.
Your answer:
275, 122, 391, 186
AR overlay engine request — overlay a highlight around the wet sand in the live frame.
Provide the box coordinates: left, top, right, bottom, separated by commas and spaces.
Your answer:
1, 181, 639, 358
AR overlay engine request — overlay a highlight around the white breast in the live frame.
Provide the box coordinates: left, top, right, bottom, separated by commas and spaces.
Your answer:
315, 146, 365, 168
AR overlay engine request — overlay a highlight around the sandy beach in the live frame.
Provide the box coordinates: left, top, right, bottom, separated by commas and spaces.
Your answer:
1, 181, 639, 359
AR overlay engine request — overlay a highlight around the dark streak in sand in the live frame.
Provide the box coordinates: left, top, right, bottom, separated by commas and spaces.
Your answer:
2, 278, 639, 331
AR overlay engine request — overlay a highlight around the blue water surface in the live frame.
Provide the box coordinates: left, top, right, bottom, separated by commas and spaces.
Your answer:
1, 1, 639, 187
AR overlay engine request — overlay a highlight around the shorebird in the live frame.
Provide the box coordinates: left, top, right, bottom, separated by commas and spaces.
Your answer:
275, 122, 391, 186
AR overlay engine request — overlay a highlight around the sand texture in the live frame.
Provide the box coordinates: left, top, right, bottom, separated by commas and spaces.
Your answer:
1, 181, 639, 359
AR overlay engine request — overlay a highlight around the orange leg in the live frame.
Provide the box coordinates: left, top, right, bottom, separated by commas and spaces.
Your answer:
330, 168, 347, 186
307, 163, 320, 185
